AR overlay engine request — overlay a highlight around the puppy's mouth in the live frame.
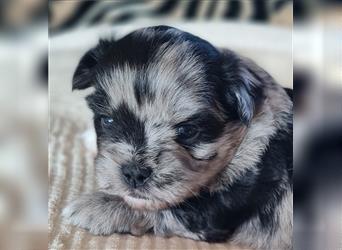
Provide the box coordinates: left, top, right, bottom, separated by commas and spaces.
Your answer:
123, 194, 169, 211
127, 191, 148, 200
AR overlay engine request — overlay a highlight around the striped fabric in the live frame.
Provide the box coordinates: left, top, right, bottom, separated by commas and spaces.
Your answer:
50, 0, 292, 34
48, 114, 250, 250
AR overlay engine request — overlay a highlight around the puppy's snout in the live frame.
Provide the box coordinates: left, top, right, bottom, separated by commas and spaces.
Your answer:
121, 163, 152, 188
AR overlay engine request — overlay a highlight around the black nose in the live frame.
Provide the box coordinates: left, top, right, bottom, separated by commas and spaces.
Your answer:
121, 163, 152, 188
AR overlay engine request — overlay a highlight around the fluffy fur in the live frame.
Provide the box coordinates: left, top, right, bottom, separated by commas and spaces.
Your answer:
63, 26, 293, 250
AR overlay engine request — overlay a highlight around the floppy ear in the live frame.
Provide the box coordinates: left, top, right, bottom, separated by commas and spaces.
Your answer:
220, 49, 264, 125
72, 40, 111, 90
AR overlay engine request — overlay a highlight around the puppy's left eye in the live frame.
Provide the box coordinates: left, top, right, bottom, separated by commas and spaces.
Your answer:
176, 124, 199, 140
101, 116, 114, 127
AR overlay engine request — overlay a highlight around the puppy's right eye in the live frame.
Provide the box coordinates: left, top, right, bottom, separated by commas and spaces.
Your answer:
101, 116, 114, 127
176, 124, 199, 141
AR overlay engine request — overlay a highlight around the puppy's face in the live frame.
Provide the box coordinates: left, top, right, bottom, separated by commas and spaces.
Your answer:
73, 26, 262, 210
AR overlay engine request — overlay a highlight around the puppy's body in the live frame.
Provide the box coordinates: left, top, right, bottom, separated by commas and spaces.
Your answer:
63, 26, 292, 249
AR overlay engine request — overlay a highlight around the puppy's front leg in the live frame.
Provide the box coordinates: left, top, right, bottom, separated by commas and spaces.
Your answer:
154, 210, 204, 241
63, 192, 153, 236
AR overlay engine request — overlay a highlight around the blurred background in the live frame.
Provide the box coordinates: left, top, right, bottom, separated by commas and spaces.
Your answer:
0, 0, 47, 249
0, 0, 341, 249
293, 1, 342, 250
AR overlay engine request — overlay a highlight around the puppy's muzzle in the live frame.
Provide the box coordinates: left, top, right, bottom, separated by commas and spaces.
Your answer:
121, 162, 152, 188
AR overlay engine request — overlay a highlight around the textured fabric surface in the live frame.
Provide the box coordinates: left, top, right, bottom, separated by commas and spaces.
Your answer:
48, 114, 250, 250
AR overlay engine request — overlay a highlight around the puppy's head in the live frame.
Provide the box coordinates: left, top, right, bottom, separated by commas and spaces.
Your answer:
73, 26, 264, 210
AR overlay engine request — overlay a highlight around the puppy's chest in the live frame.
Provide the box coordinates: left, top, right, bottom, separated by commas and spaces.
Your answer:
157, 190, 244, 242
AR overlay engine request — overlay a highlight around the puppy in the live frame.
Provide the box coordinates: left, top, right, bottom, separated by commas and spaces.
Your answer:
63, 26, 293, 250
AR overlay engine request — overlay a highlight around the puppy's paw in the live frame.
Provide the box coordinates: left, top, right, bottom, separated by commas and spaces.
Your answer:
62, 192, 127, 235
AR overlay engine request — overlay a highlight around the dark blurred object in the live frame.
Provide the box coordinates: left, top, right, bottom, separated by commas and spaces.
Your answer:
293, 0, 312, 20
294, 119, 342, 250
49, 0, 293, 35
293, 69, 310, 113
293, 69, 342, 250
294, 0, 342, 21
295, 125, 342, 205
39, 55, 48, 86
